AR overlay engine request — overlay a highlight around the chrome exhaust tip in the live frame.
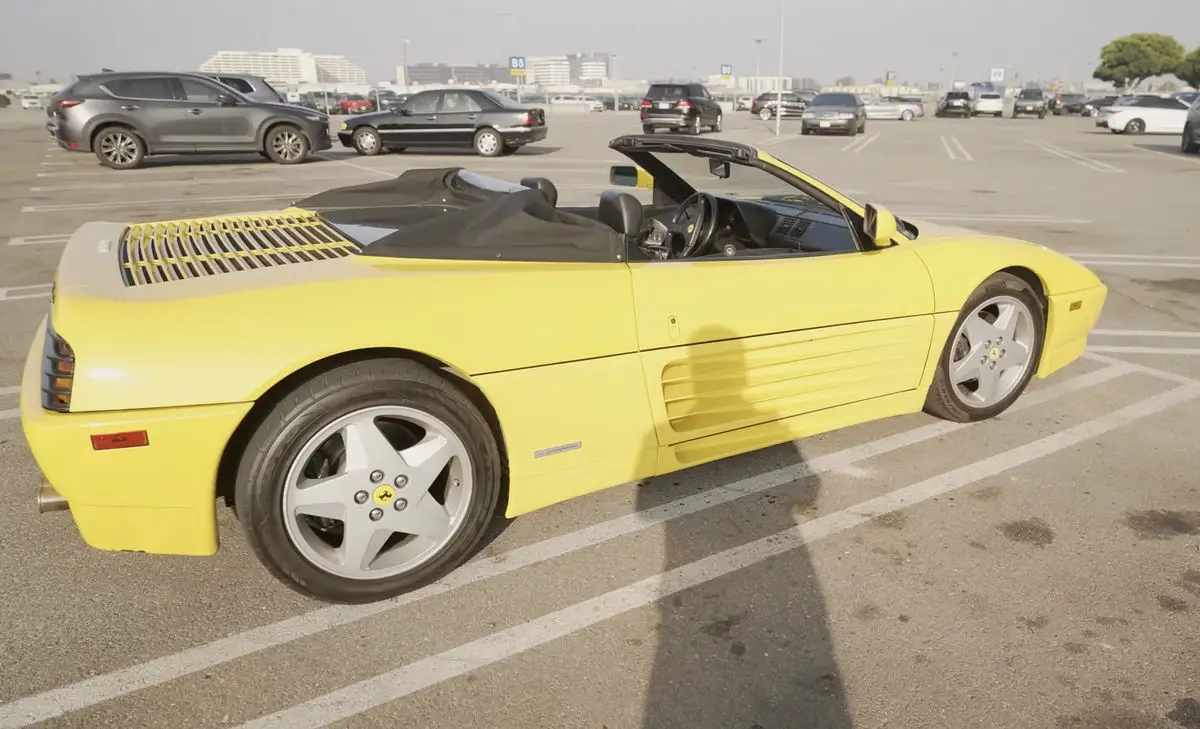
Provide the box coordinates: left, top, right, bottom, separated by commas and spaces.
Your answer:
37, 482, 69, 513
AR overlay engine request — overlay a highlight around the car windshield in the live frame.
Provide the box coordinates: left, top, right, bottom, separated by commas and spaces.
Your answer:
946, 92, 969, 100
478, 90, 523, 109
979, 93, 1001, 99
647, 85, 688, 100
1019, 90, 1043, 99
641, 151, 832, 210
810, 93, 857, 106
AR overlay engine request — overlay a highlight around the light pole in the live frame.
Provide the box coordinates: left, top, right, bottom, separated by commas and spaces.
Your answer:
775, 0, 784, 136
401, 38, 410, 91
497, 12, 521, 101
755, 38, 763, 82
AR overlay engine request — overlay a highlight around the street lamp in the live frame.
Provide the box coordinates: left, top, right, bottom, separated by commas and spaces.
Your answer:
755, 38, 763, 81
775, 0, 784, 136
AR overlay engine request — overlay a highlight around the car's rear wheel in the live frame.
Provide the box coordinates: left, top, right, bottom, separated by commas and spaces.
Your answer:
689, 115, 702, 135
642, 125, 654, 134
93, 126, 145, 170
901, 109, 914, 121
759, 107, 772, 121
712, 112, 723, 132
353, 126, 383, 156
923, 272, 1045, 423
1125, 118, 1146, 134
234, 358, 503, 604
473, 127, 504, 157
1183, 124, 1199, 154
265, 125, 310, 164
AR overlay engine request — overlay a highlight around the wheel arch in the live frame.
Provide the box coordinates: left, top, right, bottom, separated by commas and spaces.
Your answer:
86, 117, 148, 152
215, 347, 510, 516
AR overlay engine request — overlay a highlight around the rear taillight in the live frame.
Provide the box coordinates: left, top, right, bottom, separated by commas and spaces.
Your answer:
41, 323, 74, 413
676, 100, 693, 111
520, 111, 535, 126
57, 98, 82, 110
639, 98, 652, 109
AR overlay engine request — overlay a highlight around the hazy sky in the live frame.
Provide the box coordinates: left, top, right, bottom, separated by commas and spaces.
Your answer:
3, 0, 1198, 85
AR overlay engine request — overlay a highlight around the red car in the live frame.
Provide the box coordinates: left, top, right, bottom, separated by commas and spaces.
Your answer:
339, 95, 372, 114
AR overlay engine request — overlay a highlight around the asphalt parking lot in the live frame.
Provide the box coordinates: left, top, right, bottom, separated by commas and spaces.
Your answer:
1, 106, 1199, 729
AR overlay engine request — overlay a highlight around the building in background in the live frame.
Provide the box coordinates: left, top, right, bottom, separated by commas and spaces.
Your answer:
199, 48, 366, 86
567, 52, 612, 87
526, 56, 571, 86
403, 63, 502, 86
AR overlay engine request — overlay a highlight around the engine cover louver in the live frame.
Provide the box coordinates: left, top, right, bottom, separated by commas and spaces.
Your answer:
117, 210, 360, 287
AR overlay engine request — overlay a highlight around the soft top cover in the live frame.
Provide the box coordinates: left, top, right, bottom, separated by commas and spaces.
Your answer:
294, 167, 623, 263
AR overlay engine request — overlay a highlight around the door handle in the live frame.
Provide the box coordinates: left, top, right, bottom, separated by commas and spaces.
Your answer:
121, 105, 139, 111
467, 114, 478, 120
425, 115, 437, 120
188, 108, 202, 115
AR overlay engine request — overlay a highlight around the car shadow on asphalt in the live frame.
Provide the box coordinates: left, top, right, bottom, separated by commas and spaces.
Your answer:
636, 325, 852, 729
374, 146, 565, 157
1132, 143, 1194, 159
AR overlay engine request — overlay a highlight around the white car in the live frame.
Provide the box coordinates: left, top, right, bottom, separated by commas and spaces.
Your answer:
971, 93, 1004, 117
1099, 95, 1190, 134
735, 96, 754, 110
549, 95, 603, 112
20, 95, 42, 110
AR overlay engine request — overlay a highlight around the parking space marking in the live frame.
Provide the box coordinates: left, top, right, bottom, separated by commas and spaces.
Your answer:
1067, 252, 1200, 269
908, 212, 1091, 224
1133, 145, 1200, 165
234, 380, 1200, 729
0, 362, 1136, 728
21, 193, 303, 213
1092, 328, 1200, 338
841, 132, 880, 153
939, 135, 972, 161
0, 284, 52, 302
1073, 258, 1200, 269
1088, 345, 1200, 356
1026, 140, 1125, 173
1065, 252, 1200, 261
7, 234, 69, 247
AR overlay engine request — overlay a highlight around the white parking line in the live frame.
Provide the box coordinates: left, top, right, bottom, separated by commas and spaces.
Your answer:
1074, 259, 1200, 269
840, 132, 880, 153
21, 193, 302, 213
1088, 345, 1200, 356
1068, 252, 1200, 269
1064, 252, 1200, 261
234, 380, 1200, 729
1026, 140, 1125, 173
908, 212, 1091, 224
0, 284, 52, 302
28, 172, 374, 192
1092, 328, 1200, 338
1133, 145, 1200, 165
939, 135, 971, 161
7, 234, 69, 247
0, 361, 1137, 729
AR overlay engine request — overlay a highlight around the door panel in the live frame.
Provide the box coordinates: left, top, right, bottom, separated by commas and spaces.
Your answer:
436, 91, 483, 145
381, 92, 441, 146
630, 246, 936, 445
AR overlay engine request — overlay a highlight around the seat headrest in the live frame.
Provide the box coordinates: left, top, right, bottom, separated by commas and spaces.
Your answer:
598, 190, 643, 237
519, 176, 558, 207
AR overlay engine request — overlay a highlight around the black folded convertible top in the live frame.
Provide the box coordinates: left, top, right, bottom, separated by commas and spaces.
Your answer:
293, 168, 623, 263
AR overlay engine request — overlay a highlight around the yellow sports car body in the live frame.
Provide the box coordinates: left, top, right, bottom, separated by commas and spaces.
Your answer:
21, 134, 1106, 603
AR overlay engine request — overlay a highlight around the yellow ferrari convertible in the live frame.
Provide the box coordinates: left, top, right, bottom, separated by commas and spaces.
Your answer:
21, 135, 1106, 603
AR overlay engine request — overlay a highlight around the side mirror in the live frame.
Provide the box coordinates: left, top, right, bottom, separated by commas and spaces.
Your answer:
609, 165, 653, 189
708, 159, 731, 179
216, 93, 237, 107
863, 203, 899, 248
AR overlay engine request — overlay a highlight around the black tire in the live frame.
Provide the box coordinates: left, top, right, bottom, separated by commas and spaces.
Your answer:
473, 127, 504, 157
352, 126, 383, 156
689, 115, 702, 135
1126, 118, 1145, 134
642, 125, 654, 134
264, 125, 310, 164
712, 112, 723, 133
1183, 124, 1199, 154
234, 358, 503, 604
92, 125, 145, 170
801, 126, 811, 135
923, 272, 1046, 423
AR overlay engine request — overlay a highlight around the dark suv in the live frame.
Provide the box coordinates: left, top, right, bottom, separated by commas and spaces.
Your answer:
935, 90, 972, 117
1012, 88, 1047, 118
638, 83, 723, 135
47, 71, 331, 169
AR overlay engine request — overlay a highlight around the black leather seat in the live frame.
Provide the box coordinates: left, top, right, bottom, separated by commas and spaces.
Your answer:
598, 190, 644, 238
519, 177, 558, 207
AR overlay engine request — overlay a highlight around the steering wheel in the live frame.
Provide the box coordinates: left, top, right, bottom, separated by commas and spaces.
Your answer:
671, 192, 719, 257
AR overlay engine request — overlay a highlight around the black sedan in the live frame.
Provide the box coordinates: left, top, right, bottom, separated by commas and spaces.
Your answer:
337, 88, 548, 157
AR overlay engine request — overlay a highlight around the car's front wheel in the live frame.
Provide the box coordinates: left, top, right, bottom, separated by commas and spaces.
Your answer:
234, 358, 503, 604
353, 126, 383, 156
923, 272, 1045, 423
712, 112, 723, 132
265, 125, 310, 164
759, 107, 772, 121
473, 127, 504, 157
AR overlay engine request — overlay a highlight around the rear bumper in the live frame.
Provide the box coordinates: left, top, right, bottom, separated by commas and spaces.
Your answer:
20, 321, 251, 557
498, 125, 548, 145
1013, 106, 1046, 115
640, 112, 696, 128
802, 118, 854, 131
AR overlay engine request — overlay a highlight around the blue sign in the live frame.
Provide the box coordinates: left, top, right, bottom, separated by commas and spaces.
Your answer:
509, 56, 526, 70
720, 64, 733, 76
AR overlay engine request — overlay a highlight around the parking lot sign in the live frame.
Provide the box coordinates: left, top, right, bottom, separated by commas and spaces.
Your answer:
990, 67, 1004, 82
509, 56, 526, 77
720, 64, 732, 82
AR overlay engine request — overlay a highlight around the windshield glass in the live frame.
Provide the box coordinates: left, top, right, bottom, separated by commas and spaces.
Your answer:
811, 93, 857, 106
979, 93, 1001, 99
946, 91, 969, 100
647, 85, 688, 100
640, 151, 836, 210
1018, 89, 1043, 99
478, 90, 523, 109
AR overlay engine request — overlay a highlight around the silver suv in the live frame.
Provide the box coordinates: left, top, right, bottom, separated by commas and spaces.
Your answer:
47, 71, 331, 169
200, 72, 287, 105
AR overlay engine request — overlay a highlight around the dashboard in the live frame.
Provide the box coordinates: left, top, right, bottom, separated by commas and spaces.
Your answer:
647, 194, 860, 259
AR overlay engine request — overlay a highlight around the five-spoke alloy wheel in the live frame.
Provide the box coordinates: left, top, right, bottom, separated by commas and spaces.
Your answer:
94, 126, 145, 169
235, 359, 502, 603
924, 272, 1045, 422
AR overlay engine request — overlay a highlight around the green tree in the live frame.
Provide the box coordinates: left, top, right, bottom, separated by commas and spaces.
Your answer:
1093, 33, 1185, 90
1176, 47, 1200, 88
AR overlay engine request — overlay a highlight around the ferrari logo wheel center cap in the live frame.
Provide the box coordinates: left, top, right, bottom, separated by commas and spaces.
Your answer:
988, 346, 1001, 361
372, 485, 396, 506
